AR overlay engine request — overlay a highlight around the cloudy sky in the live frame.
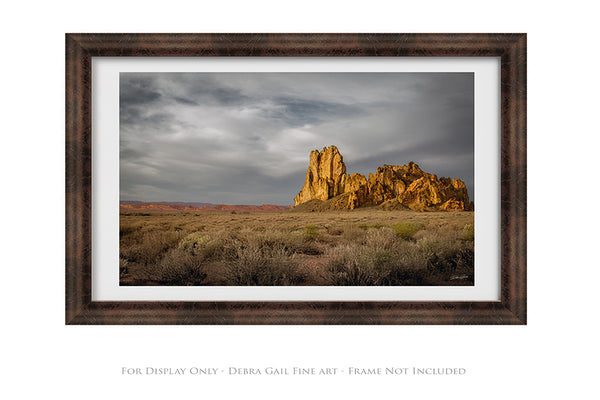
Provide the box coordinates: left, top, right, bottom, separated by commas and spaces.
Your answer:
120, 72, 473, 205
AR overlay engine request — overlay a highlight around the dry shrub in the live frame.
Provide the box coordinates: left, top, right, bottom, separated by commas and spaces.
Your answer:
224, 242, 305, 285
417, 233, 474, 278
232, 228, 310, 255
120, 230, 184, 265
326, 226, 344, 236
391, 222, 419, 240
324, 245, 388, 285
324, 242, 430, 286
294, 240, 325, 255
119, 257, 129, 277
324, 242, 427, 286
120, 222, 144, 237
258, 229, 304, 249
462, 224, 475, 241
178, 232, 223, 259
383, 245, 429, 285
152, 248, 207, 285
339, 223, 366, 243
364, 227, 399, 250
324, 229, 472, 286
178, 232, 211, 253
304, 225, 320, 241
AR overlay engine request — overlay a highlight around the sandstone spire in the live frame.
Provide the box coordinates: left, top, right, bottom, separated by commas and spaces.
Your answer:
293, 145, 347, 205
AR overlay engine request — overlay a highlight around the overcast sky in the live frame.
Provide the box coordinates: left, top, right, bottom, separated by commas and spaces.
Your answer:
120, 72, 473, 205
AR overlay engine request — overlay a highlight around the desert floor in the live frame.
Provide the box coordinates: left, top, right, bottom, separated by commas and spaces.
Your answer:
120, 209, 474, 286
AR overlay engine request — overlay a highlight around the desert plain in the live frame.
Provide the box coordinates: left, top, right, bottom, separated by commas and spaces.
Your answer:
119, 208, 474, 286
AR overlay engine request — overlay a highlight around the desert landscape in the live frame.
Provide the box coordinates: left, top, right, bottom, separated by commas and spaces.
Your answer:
119, 73, 475, 286
120, 146, 474, 286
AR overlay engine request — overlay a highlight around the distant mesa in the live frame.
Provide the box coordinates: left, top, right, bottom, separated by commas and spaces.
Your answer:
293, 145, 472, 212
120, 202, 290, 213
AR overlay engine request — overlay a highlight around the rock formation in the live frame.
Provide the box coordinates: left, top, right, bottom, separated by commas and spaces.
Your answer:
293, 146, 472, 211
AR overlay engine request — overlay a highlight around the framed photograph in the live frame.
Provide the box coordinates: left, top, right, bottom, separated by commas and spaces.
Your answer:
66, 33, 526, 324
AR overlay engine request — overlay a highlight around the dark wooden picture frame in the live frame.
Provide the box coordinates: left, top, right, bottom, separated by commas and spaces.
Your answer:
66, 33, 526, 325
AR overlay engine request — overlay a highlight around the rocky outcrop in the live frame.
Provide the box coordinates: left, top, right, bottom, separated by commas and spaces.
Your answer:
293, 145, 348, 205
293, 146, 471, 211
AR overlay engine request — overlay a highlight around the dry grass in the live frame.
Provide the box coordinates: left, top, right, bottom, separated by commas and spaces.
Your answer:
120, 209, 474, 286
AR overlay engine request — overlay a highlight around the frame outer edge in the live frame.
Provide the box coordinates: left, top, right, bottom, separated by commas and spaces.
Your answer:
66, 301, 523, 325
66, 35, 92, 324
500, 34, 527, 324
66, 33, 511, 57
64, 33, 527, 325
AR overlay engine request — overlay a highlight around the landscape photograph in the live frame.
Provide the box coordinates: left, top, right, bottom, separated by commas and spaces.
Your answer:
119, 72, 474, 286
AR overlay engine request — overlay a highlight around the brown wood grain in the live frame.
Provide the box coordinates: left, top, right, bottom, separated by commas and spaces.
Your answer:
66, 33, 526, 325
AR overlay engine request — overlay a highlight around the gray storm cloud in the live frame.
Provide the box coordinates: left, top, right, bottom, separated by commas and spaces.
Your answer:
120, 72, 474, 205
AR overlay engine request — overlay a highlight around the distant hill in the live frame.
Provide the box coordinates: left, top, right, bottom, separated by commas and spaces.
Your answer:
121, 201, 218, 208
120, 201, 291, 213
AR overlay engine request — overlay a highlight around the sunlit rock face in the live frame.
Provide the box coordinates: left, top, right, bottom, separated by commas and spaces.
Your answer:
293, 145, 348, 205
293, 146, 471, 211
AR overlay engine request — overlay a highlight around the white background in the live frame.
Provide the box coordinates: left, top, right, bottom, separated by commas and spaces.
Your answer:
1, 1, 598, 399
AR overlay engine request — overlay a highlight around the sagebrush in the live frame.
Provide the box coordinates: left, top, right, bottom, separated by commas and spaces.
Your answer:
120, 209, 474, 286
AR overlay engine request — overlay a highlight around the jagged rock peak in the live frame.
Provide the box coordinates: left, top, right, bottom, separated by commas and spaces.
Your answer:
293, 146, 347, 206
293, 146, 471, 212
